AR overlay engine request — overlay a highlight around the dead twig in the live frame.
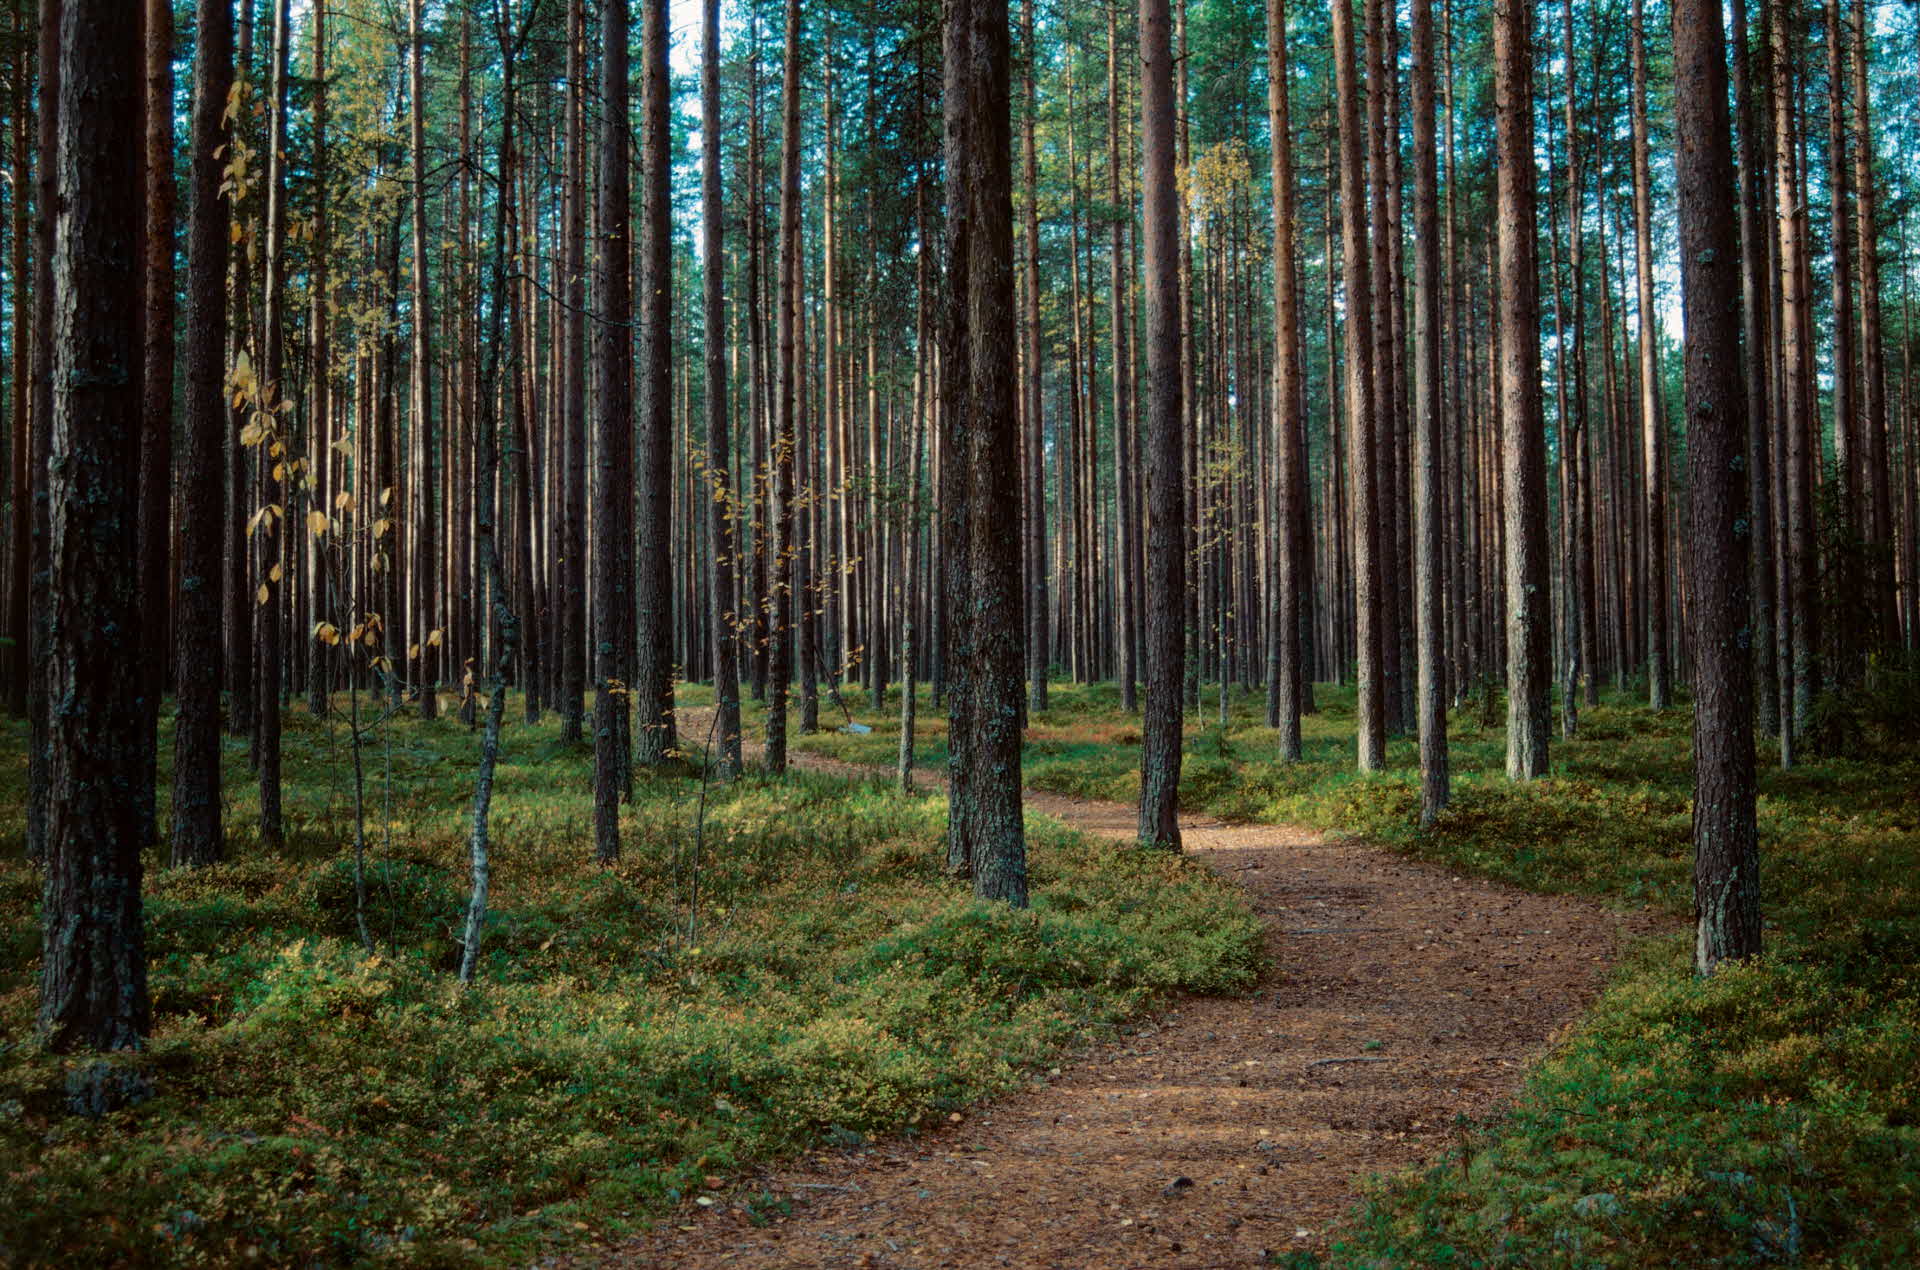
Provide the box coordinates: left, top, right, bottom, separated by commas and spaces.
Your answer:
1306, 1056, 1395, 1069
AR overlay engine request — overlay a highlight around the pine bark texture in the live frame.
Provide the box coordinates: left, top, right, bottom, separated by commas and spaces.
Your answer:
1494, 0, 1551, 780
702, 0, 743, 779
1412, 0, 1449, 821
1331, 0, 1384, 771
1631, 0, 1671, 710
1138, 0, 1183, 850
1673, 0, 1761, 972
593, 0, 634, 861
1266, 0, 1303, 764
40, 0, 150, 1053
635, 0, 677, 766
947, 0, 1027, 901
171, 0, 232, 869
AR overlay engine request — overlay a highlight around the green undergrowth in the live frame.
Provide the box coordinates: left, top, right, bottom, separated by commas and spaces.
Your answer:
812, 676, 1918, 1265
0, 694, 1259, 1267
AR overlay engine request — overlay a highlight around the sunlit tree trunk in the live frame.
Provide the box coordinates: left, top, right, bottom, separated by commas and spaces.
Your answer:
1631, 0, 1671, 710
1411, 0, 1448, 822
1495, 0, 1551, 779
1139, 0, 1184, 850
1266, 0, 1303, 763
1333, 0, 1384, 771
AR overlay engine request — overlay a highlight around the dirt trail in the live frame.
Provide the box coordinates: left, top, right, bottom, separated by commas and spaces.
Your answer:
585, 714, 1657, 1268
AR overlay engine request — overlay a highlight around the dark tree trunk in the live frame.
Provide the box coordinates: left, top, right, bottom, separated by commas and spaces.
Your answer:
136, 0, 175, 845
941, 0, 976, 870
1138, 0, 1184, 850
1733, 0, 1778, 739
635, 0, 677, 766
702, 0, 742, 779
2, 29, 26, 721
1673, 0, 1761, 972
39, 0, 149, 1053
558, 0, 587, 744
948, 0, 1027, 901
172, 0, 231, 869
593, 0, 635, 861
25, 0, 60, 863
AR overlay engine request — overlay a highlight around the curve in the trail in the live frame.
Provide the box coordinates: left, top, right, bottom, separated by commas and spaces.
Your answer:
580, 716, 1654, 1269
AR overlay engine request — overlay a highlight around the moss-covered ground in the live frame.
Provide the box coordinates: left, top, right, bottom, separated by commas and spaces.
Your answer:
802, 677, 1920, 1266
0, 691, 1259, 1267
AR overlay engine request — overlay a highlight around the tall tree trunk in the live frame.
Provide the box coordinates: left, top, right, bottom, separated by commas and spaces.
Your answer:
702, 0, 742, 779
408, 0, 438, 720
1773, 0, 1818, 740
1824, 0, 1855, 558
173, 0, 230, 869
947, 0, 1027, 900
594, 0, 635, 860
1412, 0, 1448, 821
458, 0, 527, 984
1734, 0, 1778, 739
2, 27, 26, 721
1332, 0, 1384, 770
24, 0, 60, 863
1631, 0, 1671, 710
1023, 0, 1048, 714
1139, 0, 1184, 850
249, 0, 290, 851
39, 0, 148, 1054
558, 0, 588, 743
1107, 11, 1137, 714
1674, 0, 1761, 972
136, 0, 175, 845
1495, 0, 1551, 779
765, 0, 800, 774
636, 0, 677, 765
1850, 0, 1892, 648
1267, 0, 1303, 762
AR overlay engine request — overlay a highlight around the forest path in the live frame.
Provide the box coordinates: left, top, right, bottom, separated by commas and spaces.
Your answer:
583, 710, 1656, 1268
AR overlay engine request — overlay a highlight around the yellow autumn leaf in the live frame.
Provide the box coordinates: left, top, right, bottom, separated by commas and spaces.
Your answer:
256, 584, 269, 605
307, 510, 328, 537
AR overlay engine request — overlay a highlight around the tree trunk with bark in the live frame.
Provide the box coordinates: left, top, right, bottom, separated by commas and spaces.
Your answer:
636, 0, 677, 766
1332, 0, 1384, 771
1673, 0, 1761, 972
1139, 0, 1184, 850
39, 0, 149, 1053
593, 0, 635, 860
171, 0, 230, 869
1412, 0, 1449, 821
1495, 0, 1551, 780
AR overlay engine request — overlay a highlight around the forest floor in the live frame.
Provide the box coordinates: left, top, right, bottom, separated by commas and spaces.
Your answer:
588, 711, 1655, 1268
